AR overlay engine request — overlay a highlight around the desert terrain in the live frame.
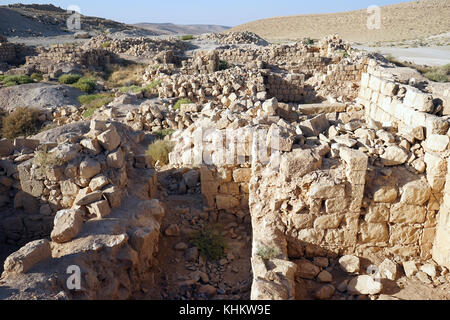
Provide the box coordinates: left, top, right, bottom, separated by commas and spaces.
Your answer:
0, 2, 448, 303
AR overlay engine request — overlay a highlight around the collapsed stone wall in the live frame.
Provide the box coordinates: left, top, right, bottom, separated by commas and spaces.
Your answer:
0, 120, 163, 299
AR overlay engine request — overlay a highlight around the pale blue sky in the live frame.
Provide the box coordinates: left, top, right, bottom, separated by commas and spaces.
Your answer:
0, 0, 409, 26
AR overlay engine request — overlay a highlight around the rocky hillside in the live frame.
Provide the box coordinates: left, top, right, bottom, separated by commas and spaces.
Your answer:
0, 3, 158, 37
229, 0, 450, 44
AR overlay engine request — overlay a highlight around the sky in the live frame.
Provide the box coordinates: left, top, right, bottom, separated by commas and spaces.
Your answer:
0, 0, 409, 26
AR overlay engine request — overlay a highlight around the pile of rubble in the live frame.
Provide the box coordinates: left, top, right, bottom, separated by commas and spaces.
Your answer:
200, 32, 269, 46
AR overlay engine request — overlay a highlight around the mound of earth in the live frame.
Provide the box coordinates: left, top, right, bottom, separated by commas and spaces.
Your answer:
0, 83, 83, 112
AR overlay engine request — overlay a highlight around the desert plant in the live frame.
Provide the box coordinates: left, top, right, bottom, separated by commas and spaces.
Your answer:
256, 246, 282, 260
173, 98, 192, 110
154, 129, 175, 140
72, 78, 96, 93
102, 41, 111, 48
304, 37, 314, 45
30, 73, 43, 82
0, 75, 33, 87
119, 85, 144, 94
146, 139, 174, 165
78, 93, 115, 118
189, 225, 226, 261
106, 63, 146, 88
34, 149, 64, 169
58, 73, 82, 85
180, 35, 194, 41
218, 60, 230, 71
1, 107, 42, 140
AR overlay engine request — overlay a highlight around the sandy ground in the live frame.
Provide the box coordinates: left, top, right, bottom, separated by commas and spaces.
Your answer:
355, 45, 450, 66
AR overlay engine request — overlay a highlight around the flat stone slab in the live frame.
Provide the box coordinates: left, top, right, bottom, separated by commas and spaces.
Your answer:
299, 103, 346, 115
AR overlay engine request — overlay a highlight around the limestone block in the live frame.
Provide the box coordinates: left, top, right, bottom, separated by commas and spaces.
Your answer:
359, 222, 389, 244
365, 203, 390, 222
400, 179, 431, 205
3, 239, 51, 274
390, 225, 421, 245
390, 203, 427, 224
51, 209, 83, 244
425, 135, 449, 152
87, 200, 111, 218
0, 138, 15, 157
97, 127, 121, 152
79, 158, 101, 179
381, 146, 409, 166
215, 194, 239, 210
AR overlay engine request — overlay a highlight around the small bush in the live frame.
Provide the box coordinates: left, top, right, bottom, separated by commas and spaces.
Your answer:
180, 35, 194, 41
154, 129, 175, 140
78, 93, 114, 118
0, 75, 33, 87
58, 73, 82, 85
34, 149, 64, 169
304, 38, 314, 45
30, 73, 43, 82
102, 41, 111, 48
106, 63, 146, 88
119, 85, 144, 94
256, 246, 282, 260
173, 98, 192, 110
146, 139, 174, 165
72, 78, 96, 93
189, 225, 226, 261
1, 107, 42, 140
218, 60, 230, 71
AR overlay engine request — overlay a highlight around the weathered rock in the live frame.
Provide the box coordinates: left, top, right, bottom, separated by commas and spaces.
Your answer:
314, 284, 335, 300
97, 127, 121, 152
380, 146, 409, 166
347, 275, 383, 295
317, 270, 333, 283
295, 258, 320, 279
299, 114, 330, 137
339, 255, 360, 273
183, 170, 200, 188
403, 261, 418, 278
379, 259, 398, 281
79, 158, 101, 179
87, 200, 111, 218
0, 138, 15, 157
51, 209, 83, 244
3, 239, 51, 274
75, 190, 103, 206
107, 148, 125, 169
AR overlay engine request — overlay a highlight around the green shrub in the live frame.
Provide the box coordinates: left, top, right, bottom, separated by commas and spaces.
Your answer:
304, 38, 314, 45
218, 60, 230, 71
0, 75, 33, 87
72, 78, 96, 93
154, 129, 175, 140
180, 35, 194, 41
173, 98, 192, 110
1, 107, 42, 140
30, 73, 43, 82
119, 85, 144, 94
58, 73, 82, 85
78, 93, 114, 118
146, 139, 174, 165
256, 246, 282, 260
102, 41, 111, 48
189, 225, 226, 261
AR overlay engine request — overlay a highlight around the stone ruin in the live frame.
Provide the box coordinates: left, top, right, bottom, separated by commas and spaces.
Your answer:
0, 33, 449, 300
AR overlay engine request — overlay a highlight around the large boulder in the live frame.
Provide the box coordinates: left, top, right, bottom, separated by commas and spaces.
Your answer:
3, 239, 51, 274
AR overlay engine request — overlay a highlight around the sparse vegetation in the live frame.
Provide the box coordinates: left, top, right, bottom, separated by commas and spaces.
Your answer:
0, 75, 34, 87
72, 78, 97, 93
78, 93, 115, 118
119, 85, 145, 94
30, 73, 43, 82
304, 37, 314, 45
385, 55, 449, 83
218, 60, 231, 71
256, 246, 282, 260
0, 107, 42, 140
173, 98, 192, 110
154, 129, 175, 140
146, 139, 174, 165
189, 225, 226, 261
58, 73, 82, 85
105, 63, 146, 88
180, 35, 194, 41
102, 41, 111, 48
33, 149, 64, 172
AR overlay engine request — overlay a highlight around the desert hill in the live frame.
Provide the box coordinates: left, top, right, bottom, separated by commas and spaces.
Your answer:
229, 0, 450, 43
135, 23, 230, 35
